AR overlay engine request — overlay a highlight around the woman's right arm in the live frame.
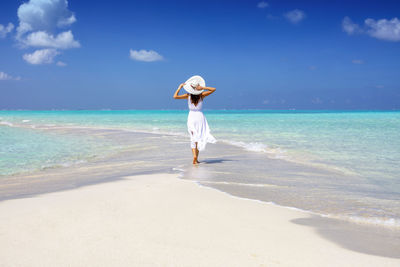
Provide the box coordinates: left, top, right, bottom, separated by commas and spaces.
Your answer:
173, 83, 189, 99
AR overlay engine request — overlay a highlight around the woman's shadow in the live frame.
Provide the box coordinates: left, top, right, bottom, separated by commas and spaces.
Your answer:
199, 158, 233, 164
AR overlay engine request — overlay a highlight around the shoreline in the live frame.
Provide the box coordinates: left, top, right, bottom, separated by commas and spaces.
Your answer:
1, 172, 399, 266
1, 125, 400, 230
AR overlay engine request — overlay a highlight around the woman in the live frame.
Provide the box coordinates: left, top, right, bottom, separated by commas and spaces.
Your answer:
173, 79, 217, 164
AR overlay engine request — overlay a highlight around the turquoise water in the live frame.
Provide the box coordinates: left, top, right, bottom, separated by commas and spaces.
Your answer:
1, 110, 399, 183
0, 115, 115, 176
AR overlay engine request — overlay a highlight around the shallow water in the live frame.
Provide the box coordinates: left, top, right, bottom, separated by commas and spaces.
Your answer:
0, 125, 116, 176
0, 110, 399, 228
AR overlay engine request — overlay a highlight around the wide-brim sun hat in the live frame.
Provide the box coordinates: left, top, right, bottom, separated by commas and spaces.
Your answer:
183, 75, 205, 95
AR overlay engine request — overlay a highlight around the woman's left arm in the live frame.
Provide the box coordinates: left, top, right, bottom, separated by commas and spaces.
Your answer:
200, 86, 216, 98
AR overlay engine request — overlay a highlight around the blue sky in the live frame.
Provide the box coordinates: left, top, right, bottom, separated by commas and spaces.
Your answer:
0, 0, 399, 109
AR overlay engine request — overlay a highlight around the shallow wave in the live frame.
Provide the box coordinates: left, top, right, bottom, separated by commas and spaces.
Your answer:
223, 140, 287, 159
40, 159, 88, 171
325, 215, 400, 228
224, 140, 268, 152
0, 121, 13, 127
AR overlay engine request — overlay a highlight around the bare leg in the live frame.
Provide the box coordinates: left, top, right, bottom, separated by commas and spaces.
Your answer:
195, 145, 200, 163
192, 148, 198, 164
190, 132, 200, 165
191, 142, 200, 164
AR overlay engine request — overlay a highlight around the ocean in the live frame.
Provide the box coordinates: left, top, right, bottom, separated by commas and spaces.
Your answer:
1, 110, 399, 228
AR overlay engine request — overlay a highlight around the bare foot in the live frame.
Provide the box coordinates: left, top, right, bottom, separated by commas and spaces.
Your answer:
193, 158, 199, 165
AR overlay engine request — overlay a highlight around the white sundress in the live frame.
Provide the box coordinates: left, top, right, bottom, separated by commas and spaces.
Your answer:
187, 95, 217, 151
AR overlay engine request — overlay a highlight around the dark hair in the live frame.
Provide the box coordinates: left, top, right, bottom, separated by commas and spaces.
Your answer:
190, 94, 203, 106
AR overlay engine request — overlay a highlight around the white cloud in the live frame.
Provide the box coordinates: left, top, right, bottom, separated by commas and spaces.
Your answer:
343, 16, 400, 42
129, 49, 164, 62
0, 71, 20, 81
365, 18, 400, 41
352, 59, 364, 64
56, 61, 67, 67
342, 17, 360, 35
16, 22, 33, 39
16, 0, 79, 65
257, 2, 269, 8
24, 30, 80, 49
58, 14, 76, 27
23, 48, 60, 64
0, 71, 13, 80
284, 9, 306, 24
0, 23, 14, 38
17, 0, 76, 35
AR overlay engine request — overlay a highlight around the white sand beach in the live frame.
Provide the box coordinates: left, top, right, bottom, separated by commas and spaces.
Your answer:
0, 172, 398, 267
